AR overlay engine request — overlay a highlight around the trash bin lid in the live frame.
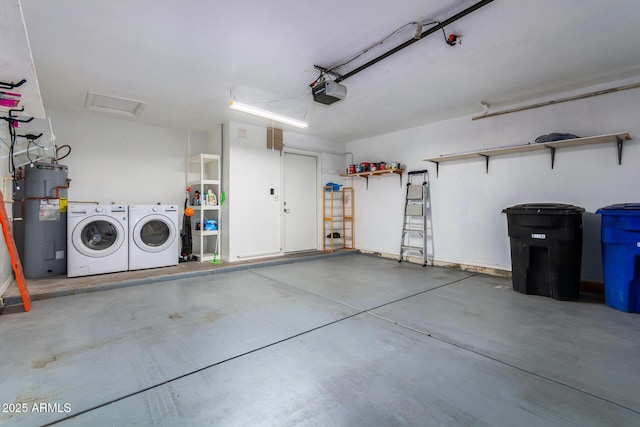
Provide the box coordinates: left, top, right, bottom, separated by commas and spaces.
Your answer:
596, 203, 640, 215
502, 203, 585, 215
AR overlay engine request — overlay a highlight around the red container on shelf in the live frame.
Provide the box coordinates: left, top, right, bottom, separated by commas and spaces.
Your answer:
348, 164, 356, 174
361, 162, 370, 171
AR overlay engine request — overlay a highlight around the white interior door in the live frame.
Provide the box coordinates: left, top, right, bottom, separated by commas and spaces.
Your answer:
284, 153, 317, 252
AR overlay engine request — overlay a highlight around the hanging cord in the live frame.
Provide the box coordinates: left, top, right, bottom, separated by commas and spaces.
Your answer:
56, 145, 71, 161
24, 135, 46, 165
329, 22, 423, 73
312, 20, 450, 86
2, 107, 37, 193
7, 120, 18, 192
26, 137, 34, 165
48, 117, 60, 164
8, 121, 16, 174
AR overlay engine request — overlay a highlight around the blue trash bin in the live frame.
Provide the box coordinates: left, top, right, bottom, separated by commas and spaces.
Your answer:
596, 203, 640, 313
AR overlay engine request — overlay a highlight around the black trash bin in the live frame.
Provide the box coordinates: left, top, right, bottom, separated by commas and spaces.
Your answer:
502, 203, 585, 301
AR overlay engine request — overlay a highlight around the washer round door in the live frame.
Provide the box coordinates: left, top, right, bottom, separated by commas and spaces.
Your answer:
133, 214, 176, 253
72, 215, 126, 258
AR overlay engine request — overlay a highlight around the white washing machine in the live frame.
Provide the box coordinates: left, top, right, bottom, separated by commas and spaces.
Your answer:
67, 204, 129, 277
128, 205, 179, 270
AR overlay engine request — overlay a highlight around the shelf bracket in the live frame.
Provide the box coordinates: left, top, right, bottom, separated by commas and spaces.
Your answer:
0, 79, 26, 90
616, 136, 623, 165
365, 175, 369, 190
397, 171, 402, 187
17, 133, 43, 141
430, 161, 439, 178
549, 147, 556, 169
1, 106, 33, 124
480, 155, 489, 173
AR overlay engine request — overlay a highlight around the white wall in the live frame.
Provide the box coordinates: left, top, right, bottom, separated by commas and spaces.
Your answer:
284, 132, 350, 187
0, 107, 216, 288
346, 78, 640, 282
227, 122, 281, 260
222, 121, 346, 262
207, 123, 222, 155
8, 79, 635, 285
0, 108, 215, 297
44, 108, 209, 206
0, 126, 16, 295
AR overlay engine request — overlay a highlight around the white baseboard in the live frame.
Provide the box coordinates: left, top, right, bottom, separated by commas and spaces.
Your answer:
358, 249, 512, 278
0, 275, 14, 298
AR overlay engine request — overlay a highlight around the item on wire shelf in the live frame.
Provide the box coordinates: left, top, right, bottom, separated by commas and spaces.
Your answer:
204, 219, 217, 231
206, 189, 217, 205
0, 91, 21, 108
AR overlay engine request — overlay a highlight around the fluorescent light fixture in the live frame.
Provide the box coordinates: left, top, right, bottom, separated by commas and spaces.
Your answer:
229, 101, 308, 129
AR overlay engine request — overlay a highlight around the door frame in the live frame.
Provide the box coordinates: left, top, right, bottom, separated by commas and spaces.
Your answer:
281, 148, 322, 252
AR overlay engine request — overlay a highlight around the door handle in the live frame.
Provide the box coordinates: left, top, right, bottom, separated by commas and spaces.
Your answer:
284, 208, 291, 213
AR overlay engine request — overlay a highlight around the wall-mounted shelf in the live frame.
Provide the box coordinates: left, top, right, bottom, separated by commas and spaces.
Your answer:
424, 132, 632, 177
340, 168, 404, 189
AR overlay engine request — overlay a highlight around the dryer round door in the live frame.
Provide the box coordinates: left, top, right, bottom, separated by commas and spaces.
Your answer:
133, 214, 176, 253
72, 216, 126, 258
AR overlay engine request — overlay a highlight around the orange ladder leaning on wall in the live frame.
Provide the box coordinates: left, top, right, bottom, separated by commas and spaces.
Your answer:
0, 191, 30, 312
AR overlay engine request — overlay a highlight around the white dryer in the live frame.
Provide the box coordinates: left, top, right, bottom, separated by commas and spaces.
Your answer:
67, 204, 129, 277
128, 205, 179, 270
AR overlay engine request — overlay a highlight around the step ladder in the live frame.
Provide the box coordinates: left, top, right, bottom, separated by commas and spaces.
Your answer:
0, 191, 30, 312
399, 170, 432, 267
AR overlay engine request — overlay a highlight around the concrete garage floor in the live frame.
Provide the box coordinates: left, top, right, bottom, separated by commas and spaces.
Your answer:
0, 254, 639, 426
2, 250, 341, 304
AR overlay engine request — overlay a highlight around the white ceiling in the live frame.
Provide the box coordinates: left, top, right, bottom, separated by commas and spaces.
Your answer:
15, 0, 640, 142
0, 0, 44, 119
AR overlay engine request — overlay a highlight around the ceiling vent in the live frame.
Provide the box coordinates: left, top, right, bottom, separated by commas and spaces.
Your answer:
85, 92, 147, 117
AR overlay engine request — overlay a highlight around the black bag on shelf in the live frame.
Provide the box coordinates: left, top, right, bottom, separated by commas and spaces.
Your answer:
534, 133, 580, 143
